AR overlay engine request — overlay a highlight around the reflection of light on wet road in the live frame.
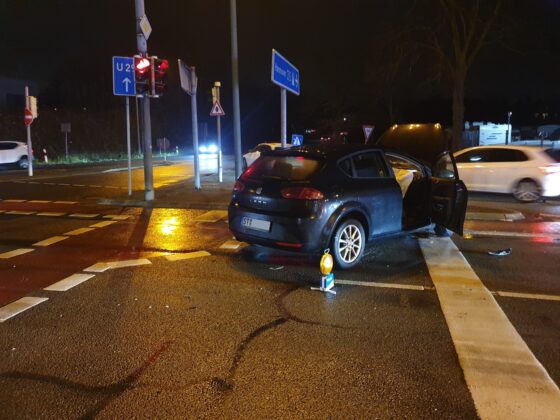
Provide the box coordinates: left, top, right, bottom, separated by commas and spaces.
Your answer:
160, 216, 178, 235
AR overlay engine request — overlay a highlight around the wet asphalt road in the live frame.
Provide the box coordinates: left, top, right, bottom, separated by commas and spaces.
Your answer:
0, 162, 559, 418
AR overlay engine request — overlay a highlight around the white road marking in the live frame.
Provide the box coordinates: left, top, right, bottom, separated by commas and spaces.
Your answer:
44, 273, 95, 292
165, 250, 211, 261
195, 210, 228, 222
3, 199, 26, 203
64, 227, 95, 236
89, 220, 118, 228
33, 236, 69, 246
105, 186, 120, 189
54, 201, 77, 204
72, 184, 86, 187
336, 279, 425, 291
496, 291, 560, 302
419, 237, 560, 419
103, 214, 130, 220
219, 240, 244, 250
90, 185, 103, 188
58, 183, 71, 186
5, 211, 35, 215
37, 212, 66, 217
69, 213, 99, 219
29, 200, 51, 204
0, 297, 49, 322
44, 182, 57, 185
0, 248, 35, 259
464, 229, 560, 240
28, 181, 40, 184
84, 258, 152, 273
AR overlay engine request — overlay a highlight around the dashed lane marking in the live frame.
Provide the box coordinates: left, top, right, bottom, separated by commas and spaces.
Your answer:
0, 248, 35, 259
54, 201, 77, 204
28, 200, 51, 204
165, 250, 211, 261
5, 211, 35, 215
0, 297, 49, 322
496, 290, 560, 302
194, 210, 228, 222
69, 213, 99, 219
89, 220, 118, 228
72, 184, 86, 187
37, 212, 67, 217
3, 199, 26, 203
84, 258, 152, 273
103, 214, 130, 220
465, 229, 560, 240
219, 239, 245, 250
336, 279, 425, 291
33, 236, 69, 247
44, 273, 96, 292
64, 227, 95, 236
419, 237, 560, 419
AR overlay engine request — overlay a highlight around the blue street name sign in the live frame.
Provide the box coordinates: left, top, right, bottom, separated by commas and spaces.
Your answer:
291, 134, 303, 146
112, 56, 136, 96
271, 49, 300, 95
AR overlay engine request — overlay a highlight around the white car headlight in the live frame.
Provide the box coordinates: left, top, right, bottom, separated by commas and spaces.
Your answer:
207, 144, 218, 153
199, 146, 208, 153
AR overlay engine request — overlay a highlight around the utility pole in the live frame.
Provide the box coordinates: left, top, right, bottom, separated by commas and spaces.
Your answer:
280, 88, 287, 147
24, 86, 34, 177
134, 0, 154, 201
230, 0, 242, 178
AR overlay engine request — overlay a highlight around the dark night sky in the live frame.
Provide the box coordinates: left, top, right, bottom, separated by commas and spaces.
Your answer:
2, 1, 560, 151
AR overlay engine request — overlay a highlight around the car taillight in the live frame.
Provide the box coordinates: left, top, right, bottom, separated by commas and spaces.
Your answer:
539, 164, 560, 174
281, 187, 324, 200
233, 180, 245, 193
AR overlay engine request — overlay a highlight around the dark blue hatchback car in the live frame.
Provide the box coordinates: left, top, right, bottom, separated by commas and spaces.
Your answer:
228, 124, 468, 269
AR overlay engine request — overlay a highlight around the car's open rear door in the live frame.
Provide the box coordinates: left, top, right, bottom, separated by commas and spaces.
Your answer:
430, 152, 468, 236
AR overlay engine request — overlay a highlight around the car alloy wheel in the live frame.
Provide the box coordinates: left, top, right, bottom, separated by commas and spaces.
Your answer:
513, 179, 540, 202
332, 218, 365, 269
18, 157, 29, 169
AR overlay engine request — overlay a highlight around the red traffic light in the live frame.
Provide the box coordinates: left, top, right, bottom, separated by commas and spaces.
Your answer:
135, 57, 151, 74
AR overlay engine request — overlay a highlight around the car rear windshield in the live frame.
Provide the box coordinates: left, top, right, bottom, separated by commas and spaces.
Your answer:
545, 149, 560, 162
242, 155, 323, 181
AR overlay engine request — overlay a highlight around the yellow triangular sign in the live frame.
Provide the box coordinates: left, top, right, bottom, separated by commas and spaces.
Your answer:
210, 101, 225, 116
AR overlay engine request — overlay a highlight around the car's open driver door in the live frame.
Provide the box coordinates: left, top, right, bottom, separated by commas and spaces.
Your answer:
430, 152, 468, 236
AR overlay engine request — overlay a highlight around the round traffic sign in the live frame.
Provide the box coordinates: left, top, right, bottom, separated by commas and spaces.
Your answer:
24, 109, 33, 126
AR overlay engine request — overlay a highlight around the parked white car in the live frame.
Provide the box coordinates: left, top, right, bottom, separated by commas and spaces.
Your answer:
242, 142, 293, 169
0, 141, 29, 169
454, 145, 560, 202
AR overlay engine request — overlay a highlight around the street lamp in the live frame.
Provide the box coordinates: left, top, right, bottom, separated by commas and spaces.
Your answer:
506, 111, 512, 145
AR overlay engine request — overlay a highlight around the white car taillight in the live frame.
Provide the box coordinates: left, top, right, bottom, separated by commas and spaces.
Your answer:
539, 164, 560, 174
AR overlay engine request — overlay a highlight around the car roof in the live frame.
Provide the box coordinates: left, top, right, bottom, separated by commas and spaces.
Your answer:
267, 142, 383, 160
455, 145, 547, 154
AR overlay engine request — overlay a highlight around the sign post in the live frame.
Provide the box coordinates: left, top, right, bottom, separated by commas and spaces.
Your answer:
271, 49, 300, 148
61, 123, 71, 160
24, 86, 35, 177
178, 59, 201, 189
211, 82, 225, 182
112, 56, 136, 196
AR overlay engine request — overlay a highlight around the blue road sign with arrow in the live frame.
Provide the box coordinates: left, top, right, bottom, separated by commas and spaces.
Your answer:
112, 56, 136, 96
271, 50, 300, 95
291, 134, 303, 146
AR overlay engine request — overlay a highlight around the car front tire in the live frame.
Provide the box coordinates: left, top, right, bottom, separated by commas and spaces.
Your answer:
513, 179, 540, 202
17, 156, 29, 169
331, 218, 365, 269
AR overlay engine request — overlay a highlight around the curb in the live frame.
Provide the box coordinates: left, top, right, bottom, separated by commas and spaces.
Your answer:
97, 198, 228, 210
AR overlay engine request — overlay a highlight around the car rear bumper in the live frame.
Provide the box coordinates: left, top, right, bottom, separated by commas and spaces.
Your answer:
228, 203, 328, 253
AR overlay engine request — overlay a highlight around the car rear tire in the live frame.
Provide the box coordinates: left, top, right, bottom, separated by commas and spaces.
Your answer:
331, 218, 365, 269
17, 156, 29, 169
513, 179, 540, 202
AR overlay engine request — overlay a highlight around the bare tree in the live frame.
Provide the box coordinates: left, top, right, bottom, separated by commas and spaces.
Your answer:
424, 0, 503, 150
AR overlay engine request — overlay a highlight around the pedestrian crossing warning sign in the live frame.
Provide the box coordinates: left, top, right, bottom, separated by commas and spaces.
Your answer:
210, 101, 225, 116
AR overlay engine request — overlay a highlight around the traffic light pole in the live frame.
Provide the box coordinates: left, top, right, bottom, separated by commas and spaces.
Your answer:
24, 86, 33, 177
135, 0, 154, 201
230, 0, 242, 178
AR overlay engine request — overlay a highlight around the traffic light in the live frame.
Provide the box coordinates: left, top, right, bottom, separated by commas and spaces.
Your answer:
152, 57, 169, 97
134, 55, 151, 96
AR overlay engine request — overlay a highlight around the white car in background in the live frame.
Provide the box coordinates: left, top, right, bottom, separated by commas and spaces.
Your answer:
454, 145, 560, 202
0, 141, 29, 169
242, 142, 293, 169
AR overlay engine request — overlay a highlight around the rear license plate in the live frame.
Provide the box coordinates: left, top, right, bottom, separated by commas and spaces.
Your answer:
241, 217, 271, 232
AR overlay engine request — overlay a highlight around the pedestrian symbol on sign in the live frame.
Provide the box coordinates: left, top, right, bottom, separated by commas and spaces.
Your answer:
291, 134, 303, 146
